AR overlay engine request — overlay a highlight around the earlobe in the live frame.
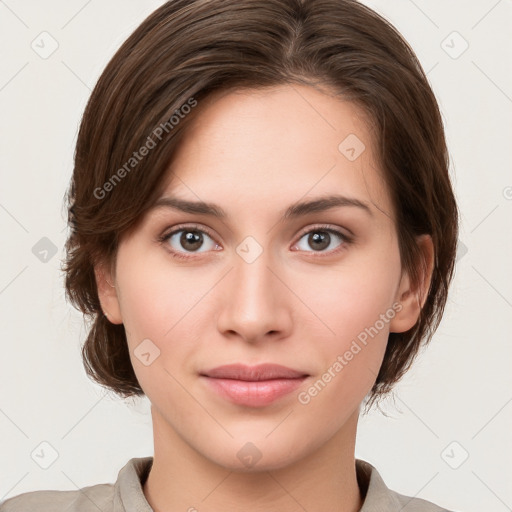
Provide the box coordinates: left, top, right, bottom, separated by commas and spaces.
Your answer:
389, 234, 434, 333
94, 261, 123, 324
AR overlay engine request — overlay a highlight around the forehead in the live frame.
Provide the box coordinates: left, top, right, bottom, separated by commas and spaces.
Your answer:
160, 84, 393, 223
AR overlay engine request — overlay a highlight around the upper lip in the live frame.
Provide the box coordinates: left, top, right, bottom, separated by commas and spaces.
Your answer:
200, 363, 309, 381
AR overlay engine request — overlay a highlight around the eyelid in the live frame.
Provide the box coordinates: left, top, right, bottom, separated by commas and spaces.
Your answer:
161, 222, 218, 241
294, 223, 353, 243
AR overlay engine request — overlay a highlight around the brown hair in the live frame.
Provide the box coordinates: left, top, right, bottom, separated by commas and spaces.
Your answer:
62, 0, 459, 411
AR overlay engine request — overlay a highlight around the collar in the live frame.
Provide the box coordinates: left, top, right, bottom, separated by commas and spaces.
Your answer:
113, 456, 443, 512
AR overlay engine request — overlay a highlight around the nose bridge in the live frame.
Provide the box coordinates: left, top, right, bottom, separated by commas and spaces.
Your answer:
235, 246, 274, 300
216, 238, 291, 340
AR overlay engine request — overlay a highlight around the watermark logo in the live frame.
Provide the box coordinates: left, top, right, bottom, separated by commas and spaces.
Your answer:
456, 239, 468, 262
134, 338, 161, 366
237, 441, 262, 468
441, 31, 469, 60
338, 133, 366, 162
31, 31, 59, 59
236, 236, 264, 264
441, 441, 469, 469
31, 441, 59, 469
32, 237, 58, 263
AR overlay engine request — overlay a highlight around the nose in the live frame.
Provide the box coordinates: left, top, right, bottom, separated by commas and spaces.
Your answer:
216, 247, 293, 344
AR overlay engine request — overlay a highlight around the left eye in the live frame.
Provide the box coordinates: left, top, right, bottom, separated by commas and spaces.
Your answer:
294, 228, 348, 253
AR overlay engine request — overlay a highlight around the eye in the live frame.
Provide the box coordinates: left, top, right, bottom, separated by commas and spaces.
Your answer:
292, 225, 352, 255
159, 224, 220, 260
158, 223, 352, 261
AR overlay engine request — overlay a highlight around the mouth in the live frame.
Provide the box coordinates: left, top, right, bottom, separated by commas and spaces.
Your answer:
199, 363, 310, 407
200, 363, 309, 381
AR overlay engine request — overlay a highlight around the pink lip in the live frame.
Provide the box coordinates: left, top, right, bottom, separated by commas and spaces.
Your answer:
200, 364, 309, 407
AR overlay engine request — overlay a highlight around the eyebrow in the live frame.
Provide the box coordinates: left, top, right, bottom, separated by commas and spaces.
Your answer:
151, 194, 373, 220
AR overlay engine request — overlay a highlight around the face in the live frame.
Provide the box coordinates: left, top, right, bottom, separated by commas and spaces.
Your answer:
97, 84, 428, 472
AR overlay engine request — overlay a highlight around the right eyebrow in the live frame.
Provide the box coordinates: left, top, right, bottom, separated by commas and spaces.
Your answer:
151, 196, 227, 217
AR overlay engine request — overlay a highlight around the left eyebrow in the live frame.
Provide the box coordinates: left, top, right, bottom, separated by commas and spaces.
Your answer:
282, 194, 373, 219
150, 193, 373, 220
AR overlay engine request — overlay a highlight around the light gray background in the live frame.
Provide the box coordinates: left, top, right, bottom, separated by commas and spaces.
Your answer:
0, 1, 511, 511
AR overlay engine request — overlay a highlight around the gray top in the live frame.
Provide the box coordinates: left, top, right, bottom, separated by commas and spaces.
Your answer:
0, 457, 453, 511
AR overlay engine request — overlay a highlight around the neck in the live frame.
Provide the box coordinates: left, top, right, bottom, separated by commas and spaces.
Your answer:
143, 408, 363, 512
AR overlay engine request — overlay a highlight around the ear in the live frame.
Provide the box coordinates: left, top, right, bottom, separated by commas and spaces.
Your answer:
389, 234, 434, 333
94, 260, 123, 324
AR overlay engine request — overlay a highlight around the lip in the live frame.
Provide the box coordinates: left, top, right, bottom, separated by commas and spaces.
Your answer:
201, 363, 308, 380
200, 364, 309, 407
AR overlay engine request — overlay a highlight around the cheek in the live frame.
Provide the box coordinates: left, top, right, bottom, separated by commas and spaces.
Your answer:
113, 248, 168, 355
295, 274, 396, 419
114, 251, 215, 383
294, 249, 401, 393
300, 251, 401, 344
115, 243, 200, 336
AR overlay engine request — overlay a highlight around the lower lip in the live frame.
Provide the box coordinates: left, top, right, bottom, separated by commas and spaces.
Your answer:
201, 376, 308, 407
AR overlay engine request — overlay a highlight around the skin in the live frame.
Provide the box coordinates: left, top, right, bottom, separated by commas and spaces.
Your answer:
96, 84, 434, 512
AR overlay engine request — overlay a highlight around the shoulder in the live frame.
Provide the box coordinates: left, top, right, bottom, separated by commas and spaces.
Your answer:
356, 459, 455, 512
0, 483, 114, 512
0, 456, 153, 512
391, 488, 454, 511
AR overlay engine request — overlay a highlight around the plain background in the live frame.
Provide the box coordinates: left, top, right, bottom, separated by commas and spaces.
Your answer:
0, 1, 511, 511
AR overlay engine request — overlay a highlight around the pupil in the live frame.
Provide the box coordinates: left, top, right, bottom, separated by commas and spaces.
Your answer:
181, 231, 202, 251
310, 231, 329, 250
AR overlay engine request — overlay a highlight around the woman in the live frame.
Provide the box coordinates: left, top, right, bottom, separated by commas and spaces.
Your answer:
1, 0, 458, 510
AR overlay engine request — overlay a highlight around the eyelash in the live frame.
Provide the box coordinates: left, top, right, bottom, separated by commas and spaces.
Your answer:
157, 223, 353, 261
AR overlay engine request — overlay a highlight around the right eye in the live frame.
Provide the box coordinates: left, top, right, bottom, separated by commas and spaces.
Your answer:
159, 224, 221, 260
